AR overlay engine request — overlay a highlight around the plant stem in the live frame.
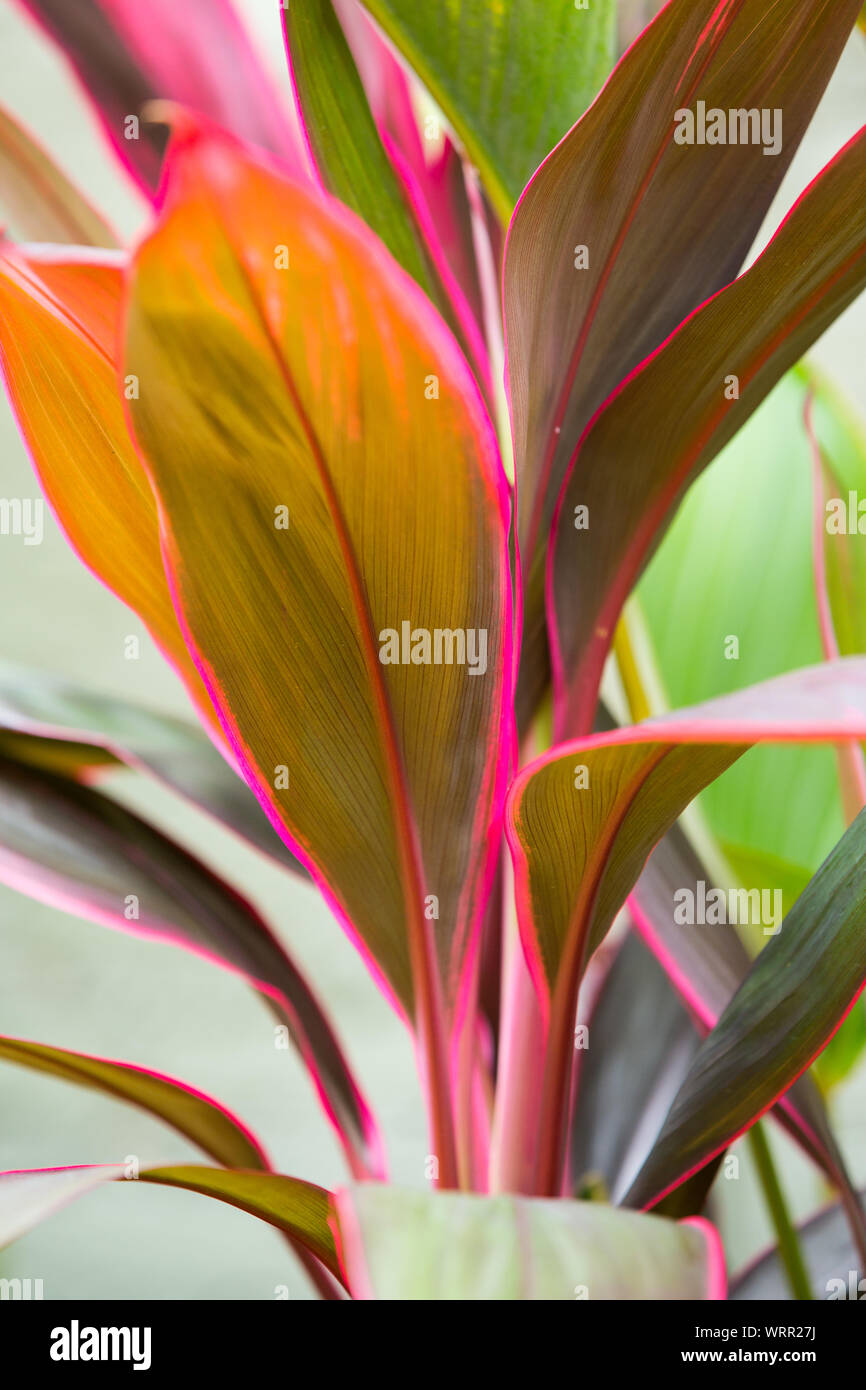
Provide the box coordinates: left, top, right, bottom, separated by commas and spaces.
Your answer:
748, 1122, 813, 1300
488, 899, 546, 1192
613, 611, 652, 723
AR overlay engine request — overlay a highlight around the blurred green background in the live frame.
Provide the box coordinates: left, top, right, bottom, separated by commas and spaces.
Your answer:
0, 1, 864, 1298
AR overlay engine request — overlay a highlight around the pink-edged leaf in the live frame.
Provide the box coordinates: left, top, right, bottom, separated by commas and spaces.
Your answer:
505, 659, 866, 1193
334, 1183, 725, 1300
355, 0, 617, 223
624, 802, 866, 1210
335, 0, 486, 333
0, 754, 383, 1180
120, 116, 512, 1182
732, 1190, 866, 1300
0, 102, 117, 246
0, 1035, 267, 1170
0, 240, 230, 750
631, 824, 866, 1263
551, 124, 866, 736
15, 0, 307, 194
618, 1, 667, 53
505, 0, 861, 729
569, 929, 699, 1203
0, 661, 303, 874
282, 0, 489, 393
0, 1164, 342, 1286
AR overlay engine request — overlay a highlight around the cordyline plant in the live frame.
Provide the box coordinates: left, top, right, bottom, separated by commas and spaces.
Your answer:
1, 0, 866, 1302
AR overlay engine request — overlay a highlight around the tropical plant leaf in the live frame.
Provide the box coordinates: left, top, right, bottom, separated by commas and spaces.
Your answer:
0, 662, 302, 873
283, 0, 488, 391
0, 729, 118, 778
14, 0, 305, 194
504, 0, 861, 730
506, 660, 866, 1191
630, 822, 866, 1259
335, 0, 486, 333
0, 755, 382, 1179
569, 931, 699, 1204
0, 103, 117, 245
0, 1035, 268, 1170
551, 124, 866, 735
0, 242, 223, 744
637, 369, 866, 1086
618, 1, 666, 53
334, 1183, 724, 1299
807, 373, 866, 659
732, 1191, 866, 1300
0, 1163, 341, 1282
357, 0, 616, 222
121, 116, 512, 1188
625, 806, 866, 1209
284, 2, 430, 294
636, 372, 853, 901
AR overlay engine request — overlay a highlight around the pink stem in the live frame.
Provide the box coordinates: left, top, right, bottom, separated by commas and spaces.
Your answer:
488, 891, 547, 1193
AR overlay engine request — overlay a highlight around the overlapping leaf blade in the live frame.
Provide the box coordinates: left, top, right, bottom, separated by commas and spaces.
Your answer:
335, 1184, 723, 1300
635, 368, 866, 1086
284, 0, 488, 390
122, 118, 512, 1044
732, 1192, 866, 1300
0, 755, 381, 1178
504, 0, 861, 729
15, 0, 305, 193
626, 807, 866, 1208
0, 1035, 267, 1170
506, 661, 866, 1190
357, 0, 616, 222
0, 103, 117, 246
636, 372, 849, 888
551, 124, 866, 734
631, 824, 866, 1255
569, 931, 699, 1203
0, 243, 222, 742
283, 0, 433, 295
0, 1164, 341, 1281
0, 663, 302, 872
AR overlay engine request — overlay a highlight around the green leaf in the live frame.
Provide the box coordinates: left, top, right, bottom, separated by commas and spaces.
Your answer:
335, 1184, 722, 1299
808, 373, 866, 657
283, 0, 433, 291
626, 807, 866, 1209
638, 370, 866, 1089
357, 0, 616, 220
0, 1036, 267, 1170
637, 374, 846, 882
